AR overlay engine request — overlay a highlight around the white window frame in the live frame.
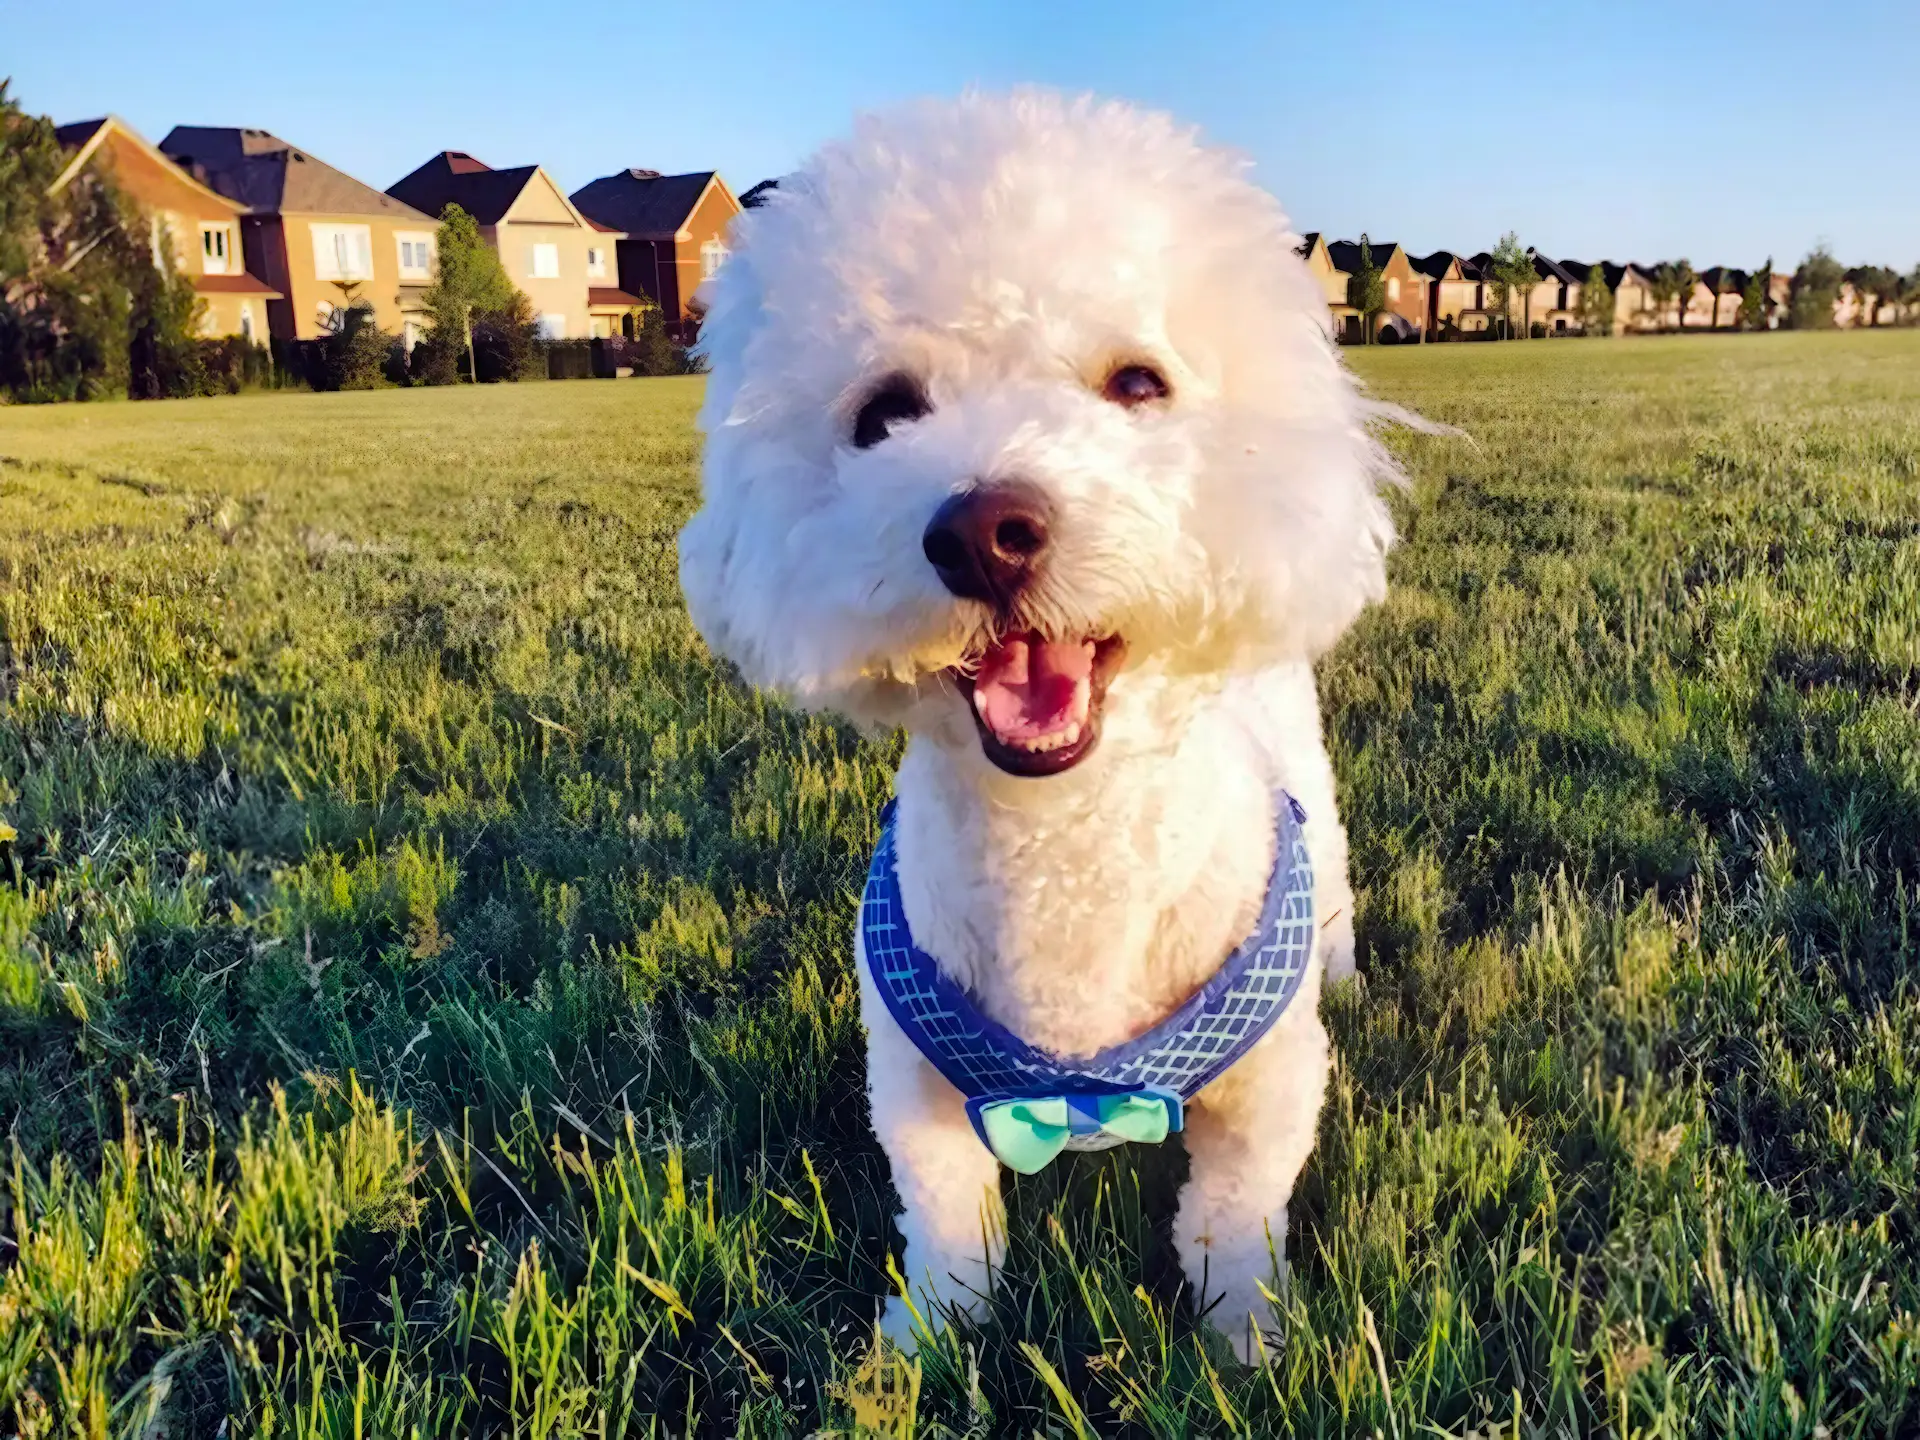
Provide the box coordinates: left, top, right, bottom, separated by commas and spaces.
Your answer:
239, 303, 255, 342
1386, 276, 1400, 302
700, 239, 729, 279
536, 313, 566, 340
394, 231, 435, 281
586, 246, 606, 278
199, 222, 232, 275
529, 243, 560, 279
310, 223, 374, 281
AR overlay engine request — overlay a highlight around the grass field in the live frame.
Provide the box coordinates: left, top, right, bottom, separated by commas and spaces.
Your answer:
1, 331, 1918, 1436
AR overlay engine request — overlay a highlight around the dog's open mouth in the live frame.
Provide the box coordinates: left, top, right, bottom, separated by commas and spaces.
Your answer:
950, 632, 1128, 777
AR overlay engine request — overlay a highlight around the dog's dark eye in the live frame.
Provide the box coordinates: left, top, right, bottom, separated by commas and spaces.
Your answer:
1102, 364, 1171, 409
852, 376, 931, 449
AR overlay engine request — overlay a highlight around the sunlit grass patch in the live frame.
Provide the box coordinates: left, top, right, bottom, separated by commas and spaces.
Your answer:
2, 334, 1919, 1433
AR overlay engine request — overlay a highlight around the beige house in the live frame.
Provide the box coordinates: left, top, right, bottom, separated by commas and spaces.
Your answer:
1295, 233, 1429, 342
1572, 262, 1659, 334
159, 127, 436, 343
386, 152, 646, 342
53, 117, 280, 341
570, 169, 743, 341
1530, 254, 1584, 334
1412, 251, 1494, 337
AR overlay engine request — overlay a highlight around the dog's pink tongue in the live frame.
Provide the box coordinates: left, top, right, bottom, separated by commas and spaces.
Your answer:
974, 632, 1095, 741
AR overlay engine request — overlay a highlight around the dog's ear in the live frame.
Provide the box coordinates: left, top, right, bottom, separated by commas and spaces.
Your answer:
681, 212, 769, 683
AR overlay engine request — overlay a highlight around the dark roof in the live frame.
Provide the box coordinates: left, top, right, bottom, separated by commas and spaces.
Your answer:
571, 170, 718, 240
386, 152, 543, 226
1294, 230, 1321, 258
159, 126, 429, 219
1327, 239, 1402, 274
1531, 252, 1579, 285
1410, 250, 1469, 281
53, 118, 108, 150
740, 178, 781, 209
1700, 265, 1749, 291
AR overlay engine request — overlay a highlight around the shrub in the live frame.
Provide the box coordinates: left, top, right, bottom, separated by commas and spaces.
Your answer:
320, 303, 392, 391
472, 293, 537, 382
193, 339, 277, 394
540, 339, 594, 381
1529, 321, 1547, 339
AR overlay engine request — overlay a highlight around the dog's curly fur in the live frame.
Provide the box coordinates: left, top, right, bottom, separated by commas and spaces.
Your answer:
681, 90, 1403, 1361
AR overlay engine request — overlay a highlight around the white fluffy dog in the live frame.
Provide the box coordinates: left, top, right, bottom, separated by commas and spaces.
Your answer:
680, 90, 1404, 1361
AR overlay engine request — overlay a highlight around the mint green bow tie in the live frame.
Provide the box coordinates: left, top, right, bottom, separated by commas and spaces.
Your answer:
975, 1093, 1177, 1174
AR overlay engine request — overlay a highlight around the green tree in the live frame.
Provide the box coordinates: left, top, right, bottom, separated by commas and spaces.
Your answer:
421, 203, 521, 383
1659, 259, 1697, 331
1, 81, 206, 401
1346, 234, 1386, 345
1738, 258, 1772, 331
1790, 245, 1844, 329
1488, 233, 1532, 339
631, 302, 681, 375
1579, 264, 1614, 336
1707, 268, 1738, 330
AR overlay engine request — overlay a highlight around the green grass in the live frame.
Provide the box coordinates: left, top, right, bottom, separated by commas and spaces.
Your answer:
0, 333, 1917, 1436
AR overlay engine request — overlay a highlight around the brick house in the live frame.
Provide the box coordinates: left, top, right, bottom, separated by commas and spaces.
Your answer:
386, 152, 645, 342
159, 127, 436, 344
1326, 238, 1425, 342
54, 116, 280, 341
570, 170, 742, 341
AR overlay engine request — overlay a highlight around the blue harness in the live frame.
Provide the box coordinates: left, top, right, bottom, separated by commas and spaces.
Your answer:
861, 794, 1315, 1173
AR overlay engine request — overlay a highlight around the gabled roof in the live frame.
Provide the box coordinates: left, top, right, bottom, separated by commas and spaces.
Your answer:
53, 115, 244, 211
386, 151, 550, 226
1327, 238, 1404, 274
159, 126, 429, 220
740, 178, 781, 209
1530, 252, 1580, 286
571, 169, 727, 240
1410, 250, 1467, 281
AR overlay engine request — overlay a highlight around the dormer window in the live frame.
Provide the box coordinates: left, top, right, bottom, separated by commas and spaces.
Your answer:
200, 222, 231, 274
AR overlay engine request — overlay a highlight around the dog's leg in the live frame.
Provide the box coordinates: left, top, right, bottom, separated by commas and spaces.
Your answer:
859, 958, 1005, 1349
1172, 982, 1330, 1365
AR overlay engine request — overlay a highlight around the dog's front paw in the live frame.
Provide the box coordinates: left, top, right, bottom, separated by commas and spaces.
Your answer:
1206, 1281, 1282, 1366
879, 1251, 991, 1354
1319, 903, 1358, 984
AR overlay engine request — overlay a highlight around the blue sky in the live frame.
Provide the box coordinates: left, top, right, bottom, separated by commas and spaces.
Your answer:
8, 0, 1915, 268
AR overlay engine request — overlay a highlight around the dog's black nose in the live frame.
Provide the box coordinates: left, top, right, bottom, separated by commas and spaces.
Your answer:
922, 482, 1054, 606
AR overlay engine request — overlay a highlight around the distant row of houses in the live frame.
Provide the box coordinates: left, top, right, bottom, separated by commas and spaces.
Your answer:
42, 114, 1908, 358
50, 115, 742, 350
1296, 237, 1906, 341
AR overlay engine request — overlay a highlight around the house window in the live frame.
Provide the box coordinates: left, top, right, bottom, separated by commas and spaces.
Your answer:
529, 244, 560, 279
700, 239, 728, 279
311, 223, 373, 281
1386, 276, 1400, 302
200, 223, 231, 275
239, 304, 254, 342
395, 232, 435, 280
586, 246, 606, 278
537, 313, 566, 339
